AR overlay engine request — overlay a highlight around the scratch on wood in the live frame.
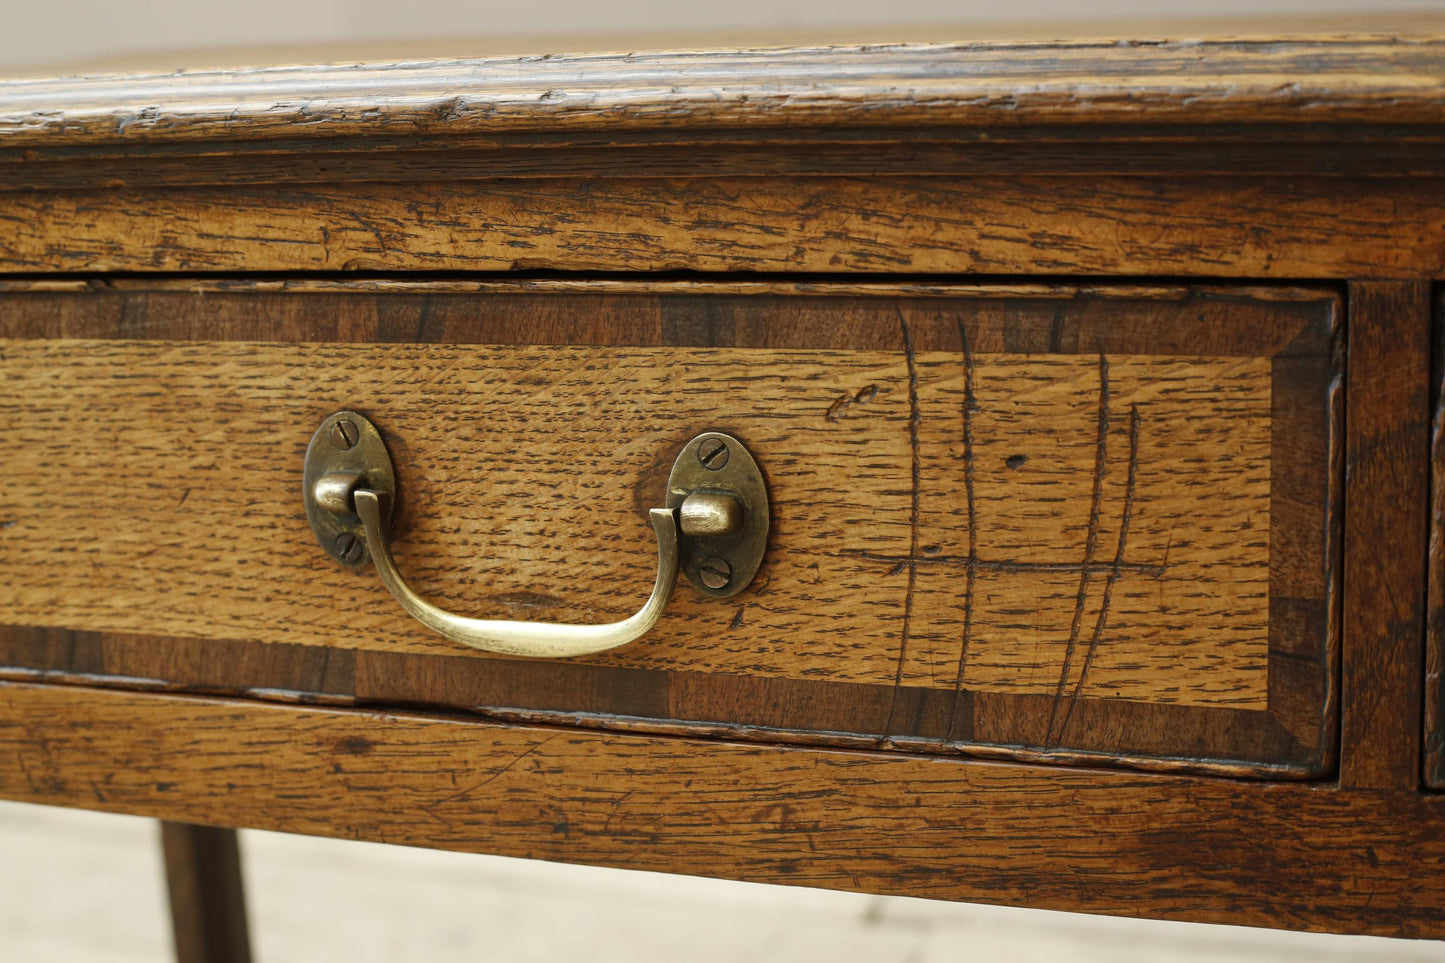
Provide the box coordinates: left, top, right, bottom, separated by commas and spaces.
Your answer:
948, 318, 979, 740
839, 550, 1160, 577
602, 789, 635, 833
1058, 404, 1143, 740
825, 383, 880, 422
420, 734, 558, 823
1046, 354, 1109, 746
884, 312, 922, 735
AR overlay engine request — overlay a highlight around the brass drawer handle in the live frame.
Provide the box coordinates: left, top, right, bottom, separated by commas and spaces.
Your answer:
356, 491, 680, 658
303, 411, 768, 659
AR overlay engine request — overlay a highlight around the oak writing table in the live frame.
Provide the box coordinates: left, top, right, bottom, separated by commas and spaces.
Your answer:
1, 35, 1444, 956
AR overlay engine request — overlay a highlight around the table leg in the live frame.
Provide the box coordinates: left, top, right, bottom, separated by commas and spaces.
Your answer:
160, 822, 253, 963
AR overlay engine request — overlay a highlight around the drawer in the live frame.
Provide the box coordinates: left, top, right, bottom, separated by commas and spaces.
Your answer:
0, 280, 1339, 777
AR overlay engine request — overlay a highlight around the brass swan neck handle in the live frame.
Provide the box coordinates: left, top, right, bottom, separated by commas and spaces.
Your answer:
355, 489, 680, 658
303, 411, 769, 660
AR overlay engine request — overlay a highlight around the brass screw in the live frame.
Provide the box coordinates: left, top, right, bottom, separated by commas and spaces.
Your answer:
699, 556, 732, 590
334, 532, 364, 564
697, 437, 730, 471
330, 419, 360, 451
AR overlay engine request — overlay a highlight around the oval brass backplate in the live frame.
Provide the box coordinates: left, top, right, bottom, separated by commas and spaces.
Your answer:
666, 432, 769, 599
302, 410, 396, 568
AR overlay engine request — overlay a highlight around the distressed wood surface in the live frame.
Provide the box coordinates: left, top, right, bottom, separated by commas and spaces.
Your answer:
5, 39, 1445, 190
0, 33, 1436, 938
0, 284, 1338, 774
5, 39, 1445, 147
6, 177, 1445, 279
1342, 282, 1431, 792
0, 340, 1274, 701
0, 681, 1441, 938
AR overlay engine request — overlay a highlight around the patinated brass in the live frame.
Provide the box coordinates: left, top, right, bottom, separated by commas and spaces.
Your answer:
303, 414, 769, 657
666, 432, 769, 599
301, 411, 395, 567
356, 491, 680, 658
312, 471, 364, 515
678, 491, 745, 538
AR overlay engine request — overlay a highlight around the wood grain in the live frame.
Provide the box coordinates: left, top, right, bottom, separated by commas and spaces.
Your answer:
1427, 288, 1445, 789
0, 626, 1313, 779
0, 681, 1440, 937
0, 34, 1435, 937
0, 339, 1274, 700
5, 40, 1445, 191
14, 133, 1445, 192
4, 39, 1445, 148
1342, 282, 1431, 791
0, 278, 1354, 300
0, 284, 1338, 773
5, 177, 1445, 279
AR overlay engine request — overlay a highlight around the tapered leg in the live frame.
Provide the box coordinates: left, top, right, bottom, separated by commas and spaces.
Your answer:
160, 822, 253, 963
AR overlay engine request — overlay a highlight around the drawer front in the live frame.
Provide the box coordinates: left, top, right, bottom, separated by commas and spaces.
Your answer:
0, 282, 1338, 776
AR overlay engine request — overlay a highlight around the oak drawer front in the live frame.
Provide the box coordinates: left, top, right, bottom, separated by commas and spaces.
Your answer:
0, 282, 1338, 777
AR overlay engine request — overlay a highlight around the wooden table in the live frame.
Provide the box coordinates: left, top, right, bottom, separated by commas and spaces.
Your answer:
1, 35, 1443, 957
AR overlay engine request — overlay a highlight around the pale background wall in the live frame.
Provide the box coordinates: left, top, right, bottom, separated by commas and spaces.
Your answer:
4, 1, 1445, 960
6, 0, 1445, 73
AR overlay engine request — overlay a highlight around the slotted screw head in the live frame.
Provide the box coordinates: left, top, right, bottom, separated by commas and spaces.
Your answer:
699, 556, 732, 590
334, 531, 364, 564
330, 419, 360, 451
697, 437, 730, 471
